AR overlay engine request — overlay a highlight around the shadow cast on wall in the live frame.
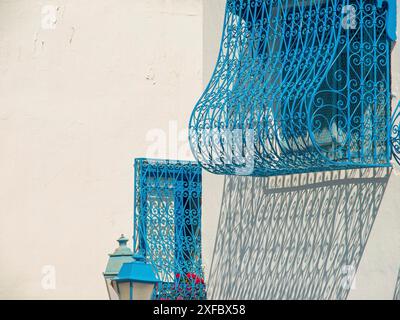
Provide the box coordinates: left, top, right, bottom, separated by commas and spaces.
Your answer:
394, 269, 400, 300
208, 168, 391, 300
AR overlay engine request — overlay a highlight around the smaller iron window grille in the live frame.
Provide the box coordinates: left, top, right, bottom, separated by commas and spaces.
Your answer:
133, 159, 206, 300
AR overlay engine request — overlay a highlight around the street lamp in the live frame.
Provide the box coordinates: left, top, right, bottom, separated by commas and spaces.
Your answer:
111, 253, 160, 300
103, 235, 134, 300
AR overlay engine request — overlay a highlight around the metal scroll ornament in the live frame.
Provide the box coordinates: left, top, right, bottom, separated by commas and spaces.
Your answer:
189, 0, 397, 176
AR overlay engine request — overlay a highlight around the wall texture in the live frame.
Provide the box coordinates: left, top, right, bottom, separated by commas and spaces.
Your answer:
1, 0, 399, 300
0, 0, 202, 299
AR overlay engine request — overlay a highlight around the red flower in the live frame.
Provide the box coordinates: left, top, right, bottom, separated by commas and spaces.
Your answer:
185, 272, 205, 285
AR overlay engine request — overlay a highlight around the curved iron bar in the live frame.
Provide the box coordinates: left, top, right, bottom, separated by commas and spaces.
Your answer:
189, 0, 394, 177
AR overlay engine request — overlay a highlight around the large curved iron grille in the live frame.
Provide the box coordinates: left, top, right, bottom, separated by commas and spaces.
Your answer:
133, 159, 206, 300
189, 0, 398, 177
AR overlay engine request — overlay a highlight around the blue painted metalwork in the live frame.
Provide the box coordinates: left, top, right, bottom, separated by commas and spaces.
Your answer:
189, 0, 397, 177
113, 254, 160, 284
112, 253, 160, 300
376, 0, 397, 41
133, 158, 206, 300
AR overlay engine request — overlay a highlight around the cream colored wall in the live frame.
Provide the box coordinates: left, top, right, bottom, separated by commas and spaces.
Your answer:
1, 0, 399, 300
201, 0, 400, 300
0, 0, 202, 299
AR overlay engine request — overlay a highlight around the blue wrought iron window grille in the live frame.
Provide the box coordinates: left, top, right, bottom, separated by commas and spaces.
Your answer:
133, 159, 206, 300
189, 0, 398, 177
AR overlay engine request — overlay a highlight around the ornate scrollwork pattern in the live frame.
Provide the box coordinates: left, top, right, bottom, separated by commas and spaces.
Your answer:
134, 159, 206, 300
189, 0, 393, 176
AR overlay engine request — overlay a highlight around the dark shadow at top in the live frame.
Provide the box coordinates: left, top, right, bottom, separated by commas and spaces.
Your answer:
209, 168, 391, 300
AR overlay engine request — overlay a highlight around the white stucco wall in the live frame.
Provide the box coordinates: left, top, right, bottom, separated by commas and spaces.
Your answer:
0, 0, 202, 299
1, 0, 399, 300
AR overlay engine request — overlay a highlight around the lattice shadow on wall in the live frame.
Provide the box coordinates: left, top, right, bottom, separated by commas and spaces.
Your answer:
133, 159, 206, 300
394, 269, 400, 300
208, 168, 390, 300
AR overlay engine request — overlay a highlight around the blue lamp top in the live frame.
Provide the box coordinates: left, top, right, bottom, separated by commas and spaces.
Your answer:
114, 253, 160, 284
